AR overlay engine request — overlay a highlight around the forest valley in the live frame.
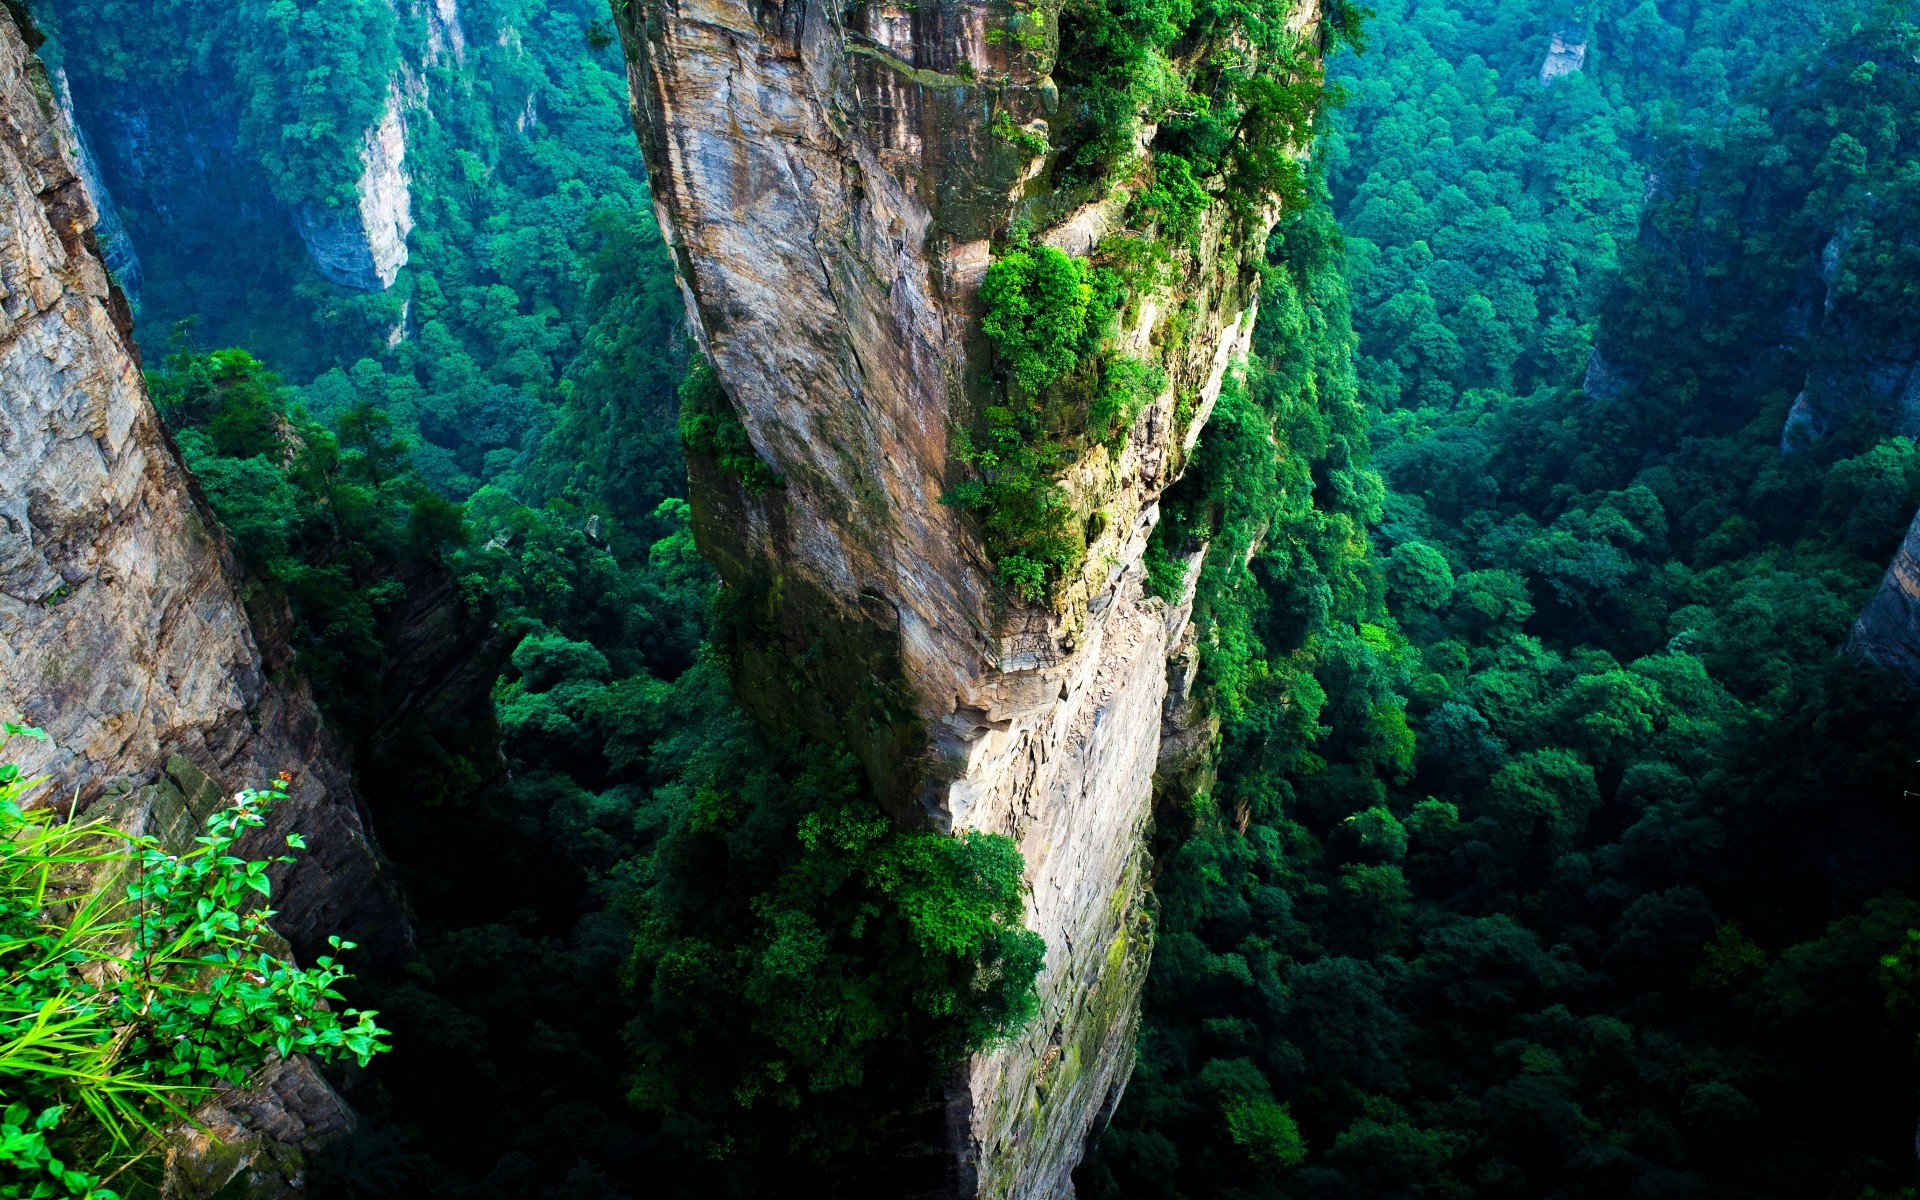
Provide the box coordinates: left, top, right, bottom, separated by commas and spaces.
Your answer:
15, 0, 1920, 1196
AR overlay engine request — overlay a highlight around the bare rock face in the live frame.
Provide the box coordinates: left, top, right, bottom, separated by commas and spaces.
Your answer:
1850, 508, 1920, 684
48, 64, 139, 298
1539, 23, 1588, 84
616, 0, 1315, 1193
292, 86, 414, 291
0, 11, 406, 958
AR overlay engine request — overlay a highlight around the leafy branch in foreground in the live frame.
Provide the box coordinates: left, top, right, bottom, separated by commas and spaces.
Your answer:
0, 723, 389, 1199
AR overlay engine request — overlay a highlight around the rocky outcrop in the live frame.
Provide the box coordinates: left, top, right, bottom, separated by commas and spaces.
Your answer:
616, 0, 1315, 1193
1540, 23, 1588, 84
1779, 388, 1826, 452
161, 1054, 356, 1200
292, 87, 413, 291
1849, 508, 1920, 685
0, 10, 406, 958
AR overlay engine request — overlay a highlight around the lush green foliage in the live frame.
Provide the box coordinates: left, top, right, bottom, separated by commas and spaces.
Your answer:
150, 344, 467, 732
0, 726, 387, 1200
46, 0, 661, 504
62, 0, 1920, 1195
39, 0, 400, 210
624, 689, 1042, 1164
952, 243, 1131, 600
1054, 0, 1331, 218
951, 0, 1343, 605
1083, 2, 1920, 1197
675, 355, 781, 493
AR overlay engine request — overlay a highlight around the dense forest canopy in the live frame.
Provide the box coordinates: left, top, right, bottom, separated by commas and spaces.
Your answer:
1086, 1, 1920, 1196
23, 0, 1920, 1195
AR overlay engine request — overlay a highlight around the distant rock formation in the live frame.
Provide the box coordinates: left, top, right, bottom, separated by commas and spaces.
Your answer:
1582, 345, 1632, 400
1849, 509, 1920, 685
1779, 389, 1827, 452
1540, 24, 1588, 84
292, 86, 413, 291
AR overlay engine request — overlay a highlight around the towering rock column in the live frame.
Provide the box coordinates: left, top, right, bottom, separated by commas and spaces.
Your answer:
615, 0, 1317, 1193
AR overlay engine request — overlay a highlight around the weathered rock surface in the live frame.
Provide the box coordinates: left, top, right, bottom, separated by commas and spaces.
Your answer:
0, 11, 406, 959
617, 0, 1314, 1193
48, 64, 139, 298
1540, 23, 1588, 84
292, 86, 413, 291
1849, 508, 1920, 685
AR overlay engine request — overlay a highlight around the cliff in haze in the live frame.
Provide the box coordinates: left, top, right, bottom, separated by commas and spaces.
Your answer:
0, 14, 405, 1193
38, 0, 445, 294
1850, 509, 1920, 683
615, 0, 1327, 1191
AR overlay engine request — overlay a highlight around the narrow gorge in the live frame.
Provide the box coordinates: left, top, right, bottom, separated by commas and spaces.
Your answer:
11, 1, 1920, 1198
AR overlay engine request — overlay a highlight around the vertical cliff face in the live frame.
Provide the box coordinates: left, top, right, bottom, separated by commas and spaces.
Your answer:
291, 84, 415, 291
0, 7, 405, 963
0, 14, 410, 1194
1849, 508, 1920, 684
615, 0, 1315, 1192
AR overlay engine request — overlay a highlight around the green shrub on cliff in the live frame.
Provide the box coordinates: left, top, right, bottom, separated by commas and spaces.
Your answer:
1055, 0, 1334, 221
622, 676, 1044, 1167
951, 244, 1147, 602
676, 354, 782, 493
0, 725, 388, 1200
979, 246, 1102, 397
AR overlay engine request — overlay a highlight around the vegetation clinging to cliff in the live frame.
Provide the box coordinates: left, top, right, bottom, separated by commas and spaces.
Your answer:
1053, 0, 1351, 217
950, 0, 1353, 604
624, 704, 1044, 1166
946, 242, 1148, 601
0, 732, 386, 1200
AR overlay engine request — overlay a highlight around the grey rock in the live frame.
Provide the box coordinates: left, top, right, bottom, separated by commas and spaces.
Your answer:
0, 12, 408, 959
615, 0, 1312, 1192
291, 88, 412, 291
1849, 507, 1920, 685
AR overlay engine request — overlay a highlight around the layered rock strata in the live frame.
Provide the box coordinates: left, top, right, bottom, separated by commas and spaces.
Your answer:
0, 9, 406, 958
616, 0, 1314, 1193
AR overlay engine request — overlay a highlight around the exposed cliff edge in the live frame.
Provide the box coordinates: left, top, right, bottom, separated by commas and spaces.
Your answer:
615, 0, 1318, 1192
48, 62, 140, 297
291, 84, 414, 291
1849, 508, 1920, 684
0, 15, 406, 1190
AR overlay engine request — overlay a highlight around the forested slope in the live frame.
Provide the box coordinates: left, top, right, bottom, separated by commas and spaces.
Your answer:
27, 0, 1920, 1196
1083, 2, 1920, 1197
